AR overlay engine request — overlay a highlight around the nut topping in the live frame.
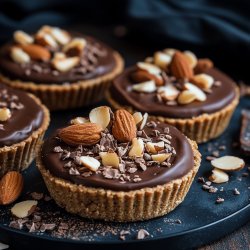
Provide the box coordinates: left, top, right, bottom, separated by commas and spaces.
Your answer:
152, 153, 172, 163
131, 70, 163, 86
0, 107, 11, 121
63, 38, 87, 57
154, 51, 172, 70
133, 112, 143, 125
10, 47, 30, 64
184, 51, 197, 68
100, 151, 120, 168
14, 31, 34, 45
89, 106, 111, 130
146, 141, 165, 154
52, 56, 80, 72
157, 84, 180, 101
132, 80, 156, 93
129, 138, 144, 157
191, 74, 214, 90
79, 156, 100, 172
136, 62, 161, 75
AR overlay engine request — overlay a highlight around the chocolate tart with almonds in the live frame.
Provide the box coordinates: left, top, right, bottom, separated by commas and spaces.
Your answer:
0, 26, 124, 110
0, 84, 49, 177
37, 106, 201, 222
107, 49, 239, 143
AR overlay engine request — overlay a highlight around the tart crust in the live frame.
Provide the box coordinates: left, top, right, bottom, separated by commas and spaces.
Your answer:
36, 139, 200, 222
106, 88, 239, 143
0, 52, 124, 111
0, 94, 50, 177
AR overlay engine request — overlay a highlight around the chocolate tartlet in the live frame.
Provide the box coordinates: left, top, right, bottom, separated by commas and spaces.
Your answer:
0, 26, 124, 110
37, 106, 201, 222
107, 49, 239, 143
0, 84, 49, 177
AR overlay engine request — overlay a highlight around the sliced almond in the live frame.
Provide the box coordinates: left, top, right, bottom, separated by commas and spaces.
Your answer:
191, 74, 214, 90
70, 117, 89, 125
14, 30, 34, 45
184, 51, 198, 68
158, 84, 180, 101
163, 48, 177, 56
177, 90, 196, 104
63, 38, 87, 56
129, 138, 144, 157
184, 82, 207, 101
133, 112, 143, 125
136, 62, 161, 75
0, 107, 11, 121
132, 80, 156, 93
131, 70, 163, 86
146, 141, 165, 154
154, 51, 172, 69
211, 156, 245, 172
100, 151, 120, 168
152, 153, 172, 163
35, 33, 58, 48
11, 200, 37, 218
10, 47, 30, 64
144, 57, 153, 63
80, 156, 100, 172
53, 52, 66, 60
139, 113, 148, 130
89, 106, 111, 130
209, 168, 229, 183
52, 56, 79, 72
50, 27, 71, 45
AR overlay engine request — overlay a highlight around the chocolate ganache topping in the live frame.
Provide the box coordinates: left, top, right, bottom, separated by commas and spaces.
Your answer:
41, 106, 194, 191
0, 26, 116, 84
110, 49, 237, 119
0, 84, 44, 146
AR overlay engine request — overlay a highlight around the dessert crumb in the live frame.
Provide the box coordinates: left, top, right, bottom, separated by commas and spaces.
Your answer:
137, 229, 150, 240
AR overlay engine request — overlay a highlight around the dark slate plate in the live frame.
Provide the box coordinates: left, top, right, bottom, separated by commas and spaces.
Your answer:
0, 25, 249, 250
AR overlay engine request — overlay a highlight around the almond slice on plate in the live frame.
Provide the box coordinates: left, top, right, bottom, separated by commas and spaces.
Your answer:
10, 47, 30, 64
129, 138, 144, 157
158, 84, 180, 101
11, 200, 37, 218
14, 30, 34, 45
152, 153, 171, 163
89, 106, 111, 130
177, 90, 196, 104
70, 117, 89, 125
132, 80, 156, 93
80, 156, 101, 172
100, 151, 120, 168
191, 74, 214, 90
0, 107, 11, 121
52, 56, 79, 72
154, 51, 172, 69
139, 113, 148, 130
145, 141, 165, 154
184, 82, 207, 101
136, 62, 161, 75
184, 51, 198, 68
0, 171, 23, 205
211, 156, 245, 171
209, 168, 229, 184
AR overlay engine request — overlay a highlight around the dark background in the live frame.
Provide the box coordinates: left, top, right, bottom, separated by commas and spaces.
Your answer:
0, 0, 249, 81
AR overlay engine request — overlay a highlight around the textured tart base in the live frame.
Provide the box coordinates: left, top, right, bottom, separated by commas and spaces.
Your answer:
37, 139, 200, 222
0, 94, 50, 177
106, 89, 239, 143
0, 52, 124, 111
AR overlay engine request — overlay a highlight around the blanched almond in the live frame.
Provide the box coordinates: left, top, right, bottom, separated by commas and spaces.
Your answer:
50, 27, 71, 45
136, 62, 161, 75
146, 141, 165, 154
129, 138, 144, 157
100, 151, 120, 168
154, 51, 172, 69
209, 168, 229, 183
139, 113, 148, 130
184, 51, 197, 68
133, 112, 143, 125
157, 84, 180, 101
52, 56, 79, 72
131, 70, 163, 86
63, 38, 87, 56
80, 156, 100, 172
132, 80, 156, 93
89, 106, 111, 130
0, 108, 11, 121
70, 117, 89, 125
152, 153, 171, 163
177, 90, 196, 104
35, 33, 58, 48
191, 74, 214, 90
11, 200, 37, 218
184, 83, 206, 101
10, 47, 30, 64
14, 31, 34, 45
211, 156, 245, 172
163, 48, 177, 56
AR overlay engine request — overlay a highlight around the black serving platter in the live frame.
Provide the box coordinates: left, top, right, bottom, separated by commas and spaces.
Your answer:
0, 25, 249, 250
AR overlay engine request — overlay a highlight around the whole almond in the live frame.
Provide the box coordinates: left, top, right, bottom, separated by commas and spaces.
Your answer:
59, 123, 102, 146
0, 171, 24, 205
112, 109, 137, 142
131, 70, 164, 86
194, 58, 213, 74
19, 44, 51, 61
170, 51, 193, 79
